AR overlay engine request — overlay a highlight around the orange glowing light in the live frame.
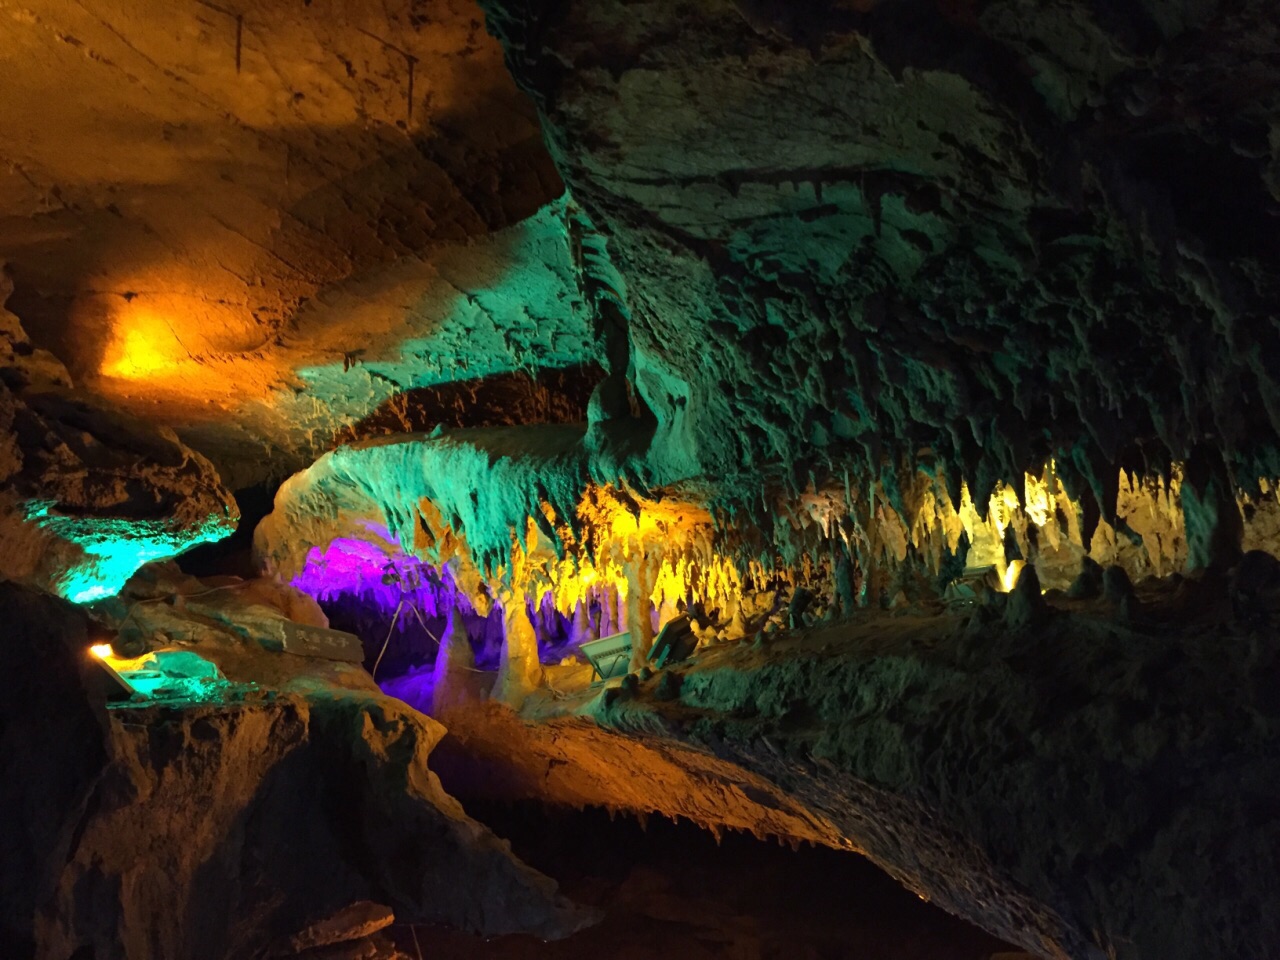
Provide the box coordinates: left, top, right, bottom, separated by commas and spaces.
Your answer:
89, 642, 154, 673
101, 311, 188, 379
87, 287, 289, 416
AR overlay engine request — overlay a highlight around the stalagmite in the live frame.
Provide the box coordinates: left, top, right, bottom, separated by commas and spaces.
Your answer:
655, 596, 678, 633
570, 599, 593, 645
1182, 446, 1245, 572
1004, 563, 1046, 629
432, 606, 476, 715
603, 586, 620, 636
626, 558, 657, 672
493, 586, 544, 707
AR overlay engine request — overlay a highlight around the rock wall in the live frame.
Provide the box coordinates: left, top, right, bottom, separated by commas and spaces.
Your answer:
0, 583, 588, 959
479, 0, 1280, 524
657, 599, 1280, 960
419, 574, 1280, 960
0, 274, 238, 603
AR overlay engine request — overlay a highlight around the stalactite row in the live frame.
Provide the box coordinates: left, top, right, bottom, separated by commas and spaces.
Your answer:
789, 461, 1280, 596
697, 457, 1280, 608
262, 430, 1280, 705
288, 459, 1280, 646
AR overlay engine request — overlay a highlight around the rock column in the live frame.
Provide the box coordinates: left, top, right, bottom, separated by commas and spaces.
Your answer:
492, 587, 543, 707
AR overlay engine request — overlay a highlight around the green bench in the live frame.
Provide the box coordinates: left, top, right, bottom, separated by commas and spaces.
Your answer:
580, 631, 633, 680
580, 615, 700, 681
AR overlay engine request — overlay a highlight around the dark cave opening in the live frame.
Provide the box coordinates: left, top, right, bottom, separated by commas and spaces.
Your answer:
177, 480, 280, 579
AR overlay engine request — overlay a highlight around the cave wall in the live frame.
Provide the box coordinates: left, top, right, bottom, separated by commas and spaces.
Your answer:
1, 274, 238, 601
590, 587, 1280, 960
479, 0, 1280, 517
0, 582, 588, 959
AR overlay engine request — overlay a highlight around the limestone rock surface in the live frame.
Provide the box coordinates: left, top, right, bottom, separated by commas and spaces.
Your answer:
415, 576, 1280, 960
0, 583, 589, 960
481, 0, 1280, 510
0, 280, 237, 603
0, 0, 597, 483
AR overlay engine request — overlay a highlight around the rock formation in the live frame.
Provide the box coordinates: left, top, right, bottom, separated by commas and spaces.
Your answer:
0, 581, 588, 959
0, 272, 238, 602
479, 0, 1280, 524
3, 2, 1280, 959
0, 0, 596, 485
405, 575, 1280, 960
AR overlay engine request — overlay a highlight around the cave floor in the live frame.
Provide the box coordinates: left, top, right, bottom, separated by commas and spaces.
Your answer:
350, 802, 1016, 960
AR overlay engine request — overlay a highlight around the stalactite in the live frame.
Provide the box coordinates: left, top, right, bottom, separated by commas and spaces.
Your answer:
269, 441, 1280, 684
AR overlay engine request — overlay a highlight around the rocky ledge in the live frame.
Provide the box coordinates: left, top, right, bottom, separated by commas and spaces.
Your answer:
0, 582, 588, 960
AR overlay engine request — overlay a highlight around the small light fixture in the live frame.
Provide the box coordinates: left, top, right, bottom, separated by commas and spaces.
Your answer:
86, 643, 135, 701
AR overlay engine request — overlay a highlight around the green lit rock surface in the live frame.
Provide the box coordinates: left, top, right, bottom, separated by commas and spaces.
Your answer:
0, 582, 588, 958
162, 197, 606, 485
610, 584, 1280, 960
0, 387, 238, 603
255, 424, 597, 579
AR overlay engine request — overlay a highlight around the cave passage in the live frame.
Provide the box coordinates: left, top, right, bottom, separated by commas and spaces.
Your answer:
3, 2, 1280, 959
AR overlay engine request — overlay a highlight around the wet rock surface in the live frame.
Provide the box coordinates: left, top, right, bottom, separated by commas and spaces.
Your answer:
0, 582, 587, 960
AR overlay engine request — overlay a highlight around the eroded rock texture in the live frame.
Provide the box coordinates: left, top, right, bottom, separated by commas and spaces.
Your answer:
254, 424, 594, 580
417, 579, 1280, 960
0, 275, 237, 602
0, 583, 586, 959
480, 0, 1280, 515
6, 5, 1280, 958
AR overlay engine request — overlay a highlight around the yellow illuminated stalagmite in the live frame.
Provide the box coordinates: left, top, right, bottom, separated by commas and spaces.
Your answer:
493, 584, 543, 707
492, 530, 546, 707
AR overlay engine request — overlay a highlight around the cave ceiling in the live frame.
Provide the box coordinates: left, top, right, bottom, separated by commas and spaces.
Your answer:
3, 0, 1280, 518
480, 0, 1280, 517
0, 0, 590, 485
